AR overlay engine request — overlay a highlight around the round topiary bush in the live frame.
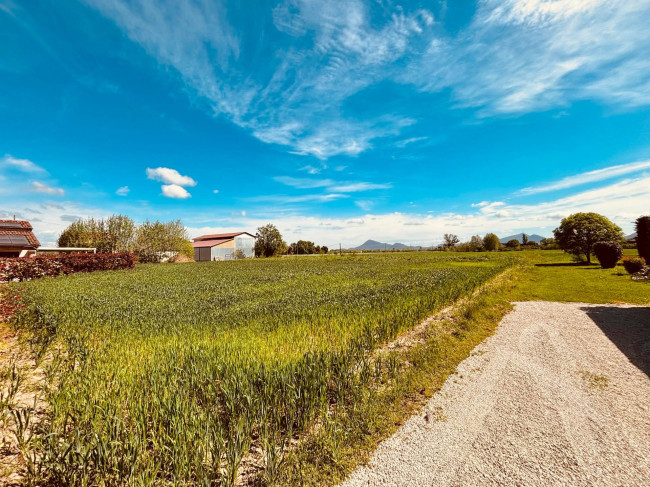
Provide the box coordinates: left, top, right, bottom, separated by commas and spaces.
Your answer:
593, 241, 623, 269
622, 257, 646, 274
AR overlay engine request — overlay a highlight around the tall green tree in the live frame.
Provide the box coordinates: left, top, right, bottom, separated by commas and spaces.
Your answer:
134, 220, 192, 263
483, 233, 500, 251
468, 235, 484, 252
58, 215, 135, 252
635, 215, 650, 262
553, 212, 623, 264
254, 224, 287, 258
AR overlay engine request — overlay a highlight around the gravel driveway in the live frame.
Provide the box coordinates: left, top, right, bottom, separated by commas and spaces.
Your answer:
340, 301, 650, 487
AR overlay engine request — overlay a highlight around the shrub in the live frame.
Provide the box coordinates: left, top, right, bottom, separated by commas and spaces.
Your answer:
593, 241, 623, 269
621, 257, 646, 275
636, 215, 650, 262
0, 253, 136, 282
505, 239, 520, 249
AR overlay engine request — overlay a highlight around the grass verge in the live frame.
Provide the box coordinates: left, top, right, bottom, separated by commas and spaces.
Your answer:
278, 267, 520, 486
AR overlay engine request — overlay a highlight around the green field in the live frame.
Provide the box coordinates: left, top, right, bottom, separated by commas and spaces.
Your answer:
7, 253, 513, 486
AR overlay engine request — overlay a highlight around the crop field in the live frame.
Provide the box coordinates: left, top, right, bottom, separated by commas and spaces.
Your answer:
6, 252, 512, 486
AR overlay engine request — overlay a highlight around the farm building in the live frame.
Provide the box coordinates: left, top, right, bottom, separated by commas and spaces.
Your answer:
0, 219, 40, 257
192, 232, 256, 261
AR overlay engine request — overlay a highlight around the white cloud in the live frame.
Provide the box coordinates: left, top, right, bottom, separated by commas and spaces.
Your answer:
85, 0, 650, 159
190, 175, 649, 247
518, 160, 650, 195
247, 193, 349, 204
274, 176, 392, 193
31, 181, 64, 196
146, 167, 197, 187
328, 182, 392, 192
3, 154, 46, 173
408, 0, 650, 114
116, 185, 130, 196
161, 184, 191, 199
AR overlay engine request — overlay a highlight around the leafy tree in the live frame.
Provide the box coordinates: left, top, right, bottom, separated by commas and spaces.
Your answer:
505, 239, 520, 249
553, 212, 624, 264
468, 235, 484, 252
521, 233, 529, 245
636, 215, 650, 262
483, 233, 500, 251
321, 245, 329, 254
105, 215, 136, 253
58, 215, 135, 253
134, 219, 191, 263
443, 233, 459, 249
254, 224, 287, 258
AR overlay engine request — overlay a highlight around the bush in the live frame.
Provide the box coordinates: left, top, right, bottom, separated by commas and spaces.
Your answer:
636, 215, 650, 262
621, 257, 646, 275
593, 241, 623, 269
0, 253, 136, 282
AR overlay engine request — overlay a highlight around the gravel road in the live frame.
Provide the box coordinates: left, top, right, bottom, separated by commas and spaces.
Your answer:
340, 301, 650, 487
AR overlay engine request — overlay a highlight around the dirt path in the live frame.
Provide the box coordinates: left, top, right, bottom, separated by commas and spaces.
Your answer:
340, 301, 650, 487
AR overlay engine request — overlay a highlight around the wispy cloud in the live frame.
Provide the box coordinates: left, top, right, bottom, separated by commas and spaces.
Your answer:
518, 160, 650, 195
247, 193, 348, 204
274, 176, 391, 193
31, 181, 64, 196
161, 184, 191, 199
2, 154, 46, 173
116, 185, 130, 196
328, 182, 392, 192
84, 0, 650, 159
146, 167, 197, 187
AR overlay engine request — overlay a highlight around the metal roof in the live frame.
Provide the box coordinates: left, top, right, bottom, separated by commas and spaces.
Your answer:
193, 231, 255, 242
191, 238, 233, 248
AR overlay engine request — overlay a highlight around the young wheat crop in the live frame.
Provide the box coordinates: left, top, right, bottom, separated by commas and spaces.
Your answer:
8, 252, 512, 485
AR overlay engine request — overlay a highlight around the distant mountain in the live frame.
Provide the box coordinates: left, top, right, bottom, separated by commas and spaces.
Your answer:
499, 233, 546, 244
626, 233, 637, 240
351, 239, 417, 250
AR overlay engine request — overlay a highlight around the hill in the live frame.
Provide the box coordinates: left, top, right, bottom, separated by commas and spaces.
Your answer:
351, 239, 416, 250
499, 233, 546, 244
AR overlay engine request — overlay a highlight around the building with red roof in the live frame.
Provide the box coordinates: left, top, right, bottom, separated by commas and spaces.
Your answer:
0, 219, 40, 257
192, 231, 256, 261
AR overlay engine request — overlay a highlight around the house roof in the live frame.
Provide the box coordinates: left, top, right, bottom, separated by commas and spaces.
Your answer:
193, 231, 255, 242
0, 219, 40, 248
191, 238, 234, 248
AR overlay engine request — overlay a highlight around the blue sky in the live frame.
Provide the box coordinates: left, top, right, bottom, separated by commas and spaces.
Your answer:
1, 0, 649, 247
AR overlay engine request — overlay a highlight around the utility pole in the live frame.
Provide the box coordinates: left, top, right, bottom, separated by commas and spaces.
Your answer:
339, 243, 342, 256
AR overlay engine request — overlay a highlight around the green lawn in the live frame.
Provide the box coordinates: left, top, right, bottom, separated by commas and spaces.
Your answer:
508, 249, 649, 304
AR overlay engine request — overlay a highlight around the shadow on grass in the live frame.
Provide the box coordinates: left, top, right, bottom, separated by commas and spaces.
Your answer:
583, 306, 650, 377
534, 262, 593, 267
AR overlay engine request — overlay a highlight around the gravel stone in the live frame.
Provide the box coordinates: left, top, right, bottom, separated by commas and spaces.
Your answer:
340, 301, 650, 487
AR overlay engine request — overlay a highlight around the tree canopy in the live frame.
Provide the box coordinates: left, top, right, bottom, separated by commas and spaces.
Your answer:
635, 215, 650, 262
254, 224, 287, 258
483, 233, 500, 251
553, 212, 623, 263
58, 215, 135, 253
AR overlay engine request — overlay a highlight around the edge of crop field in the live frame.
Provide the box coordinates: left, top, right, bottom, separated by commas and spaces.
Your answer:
277, 263, 523, 486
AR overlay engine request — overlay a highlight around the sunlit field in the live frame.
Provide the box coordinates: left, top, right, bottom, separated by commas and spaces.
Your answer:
10, 253, 512, 486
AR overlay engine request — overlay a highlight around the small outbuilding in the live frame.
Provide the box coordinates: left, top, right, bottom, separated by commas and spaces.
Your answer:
192, 232, 256, 261
0, 219, 40, 257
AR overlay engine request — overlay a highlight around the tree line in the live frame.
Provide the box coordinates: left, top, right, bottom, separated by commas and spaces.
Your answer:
58, 215, 193, 263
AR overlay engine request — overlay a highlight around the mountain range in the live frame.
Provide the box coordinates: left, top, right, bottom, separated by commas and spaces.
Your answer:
499, 233, 546, 244
351, 240, 419, 250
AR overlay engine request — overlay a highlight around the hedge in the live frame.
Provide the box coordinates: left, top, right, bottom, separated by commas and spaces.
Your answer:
0, 253, 136, 282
